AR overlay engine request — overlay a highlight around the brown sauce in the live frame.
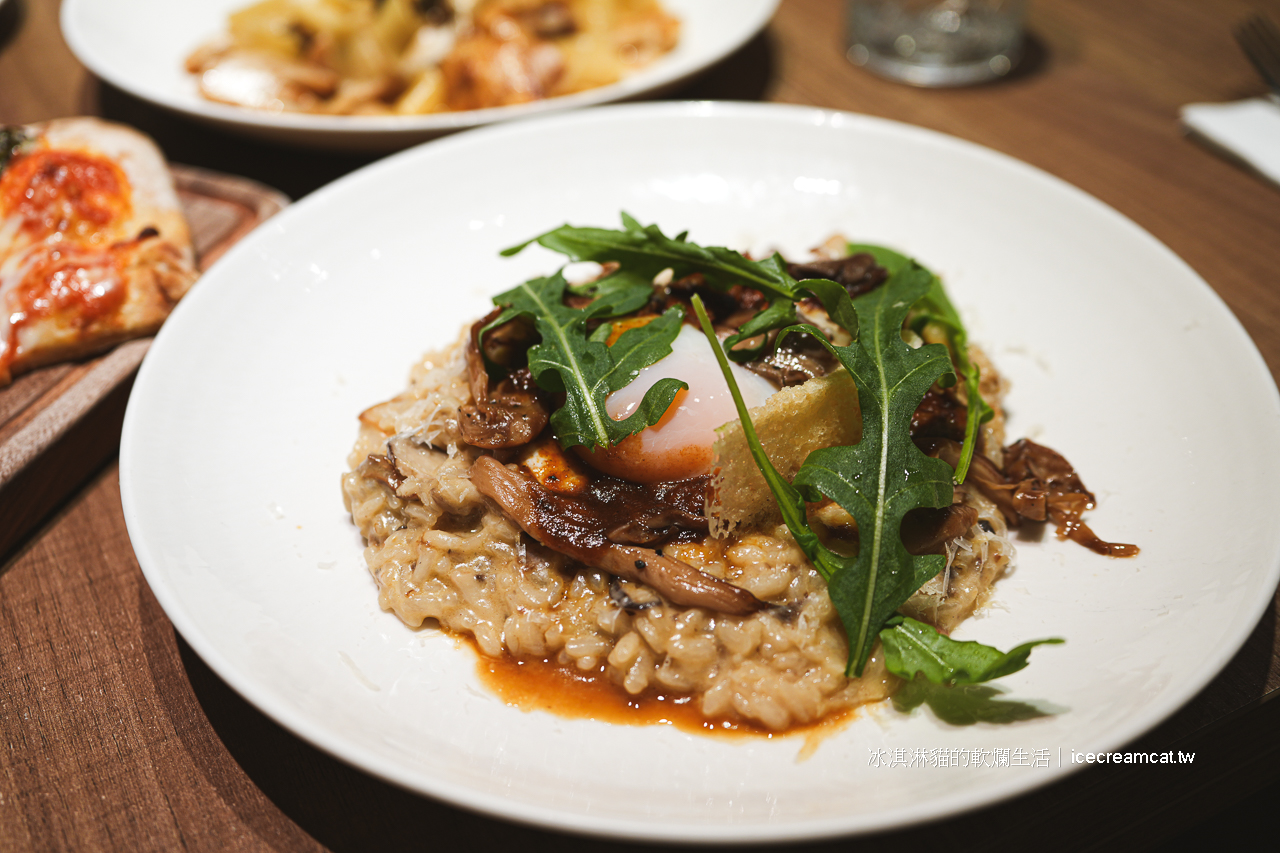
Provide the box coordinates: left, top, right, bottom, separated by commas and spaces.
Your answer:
471, 640, 863, 744
1060, 518, 1141, 558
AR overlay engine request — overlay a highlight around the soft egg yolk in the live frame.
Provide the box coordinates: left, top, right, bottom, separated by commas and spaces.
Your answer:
578, 323, 778, 483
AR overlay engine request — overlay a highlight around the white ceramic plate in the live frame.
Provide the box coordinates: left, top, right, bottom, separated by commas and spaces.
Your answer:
60, 0, 776, 151
120, 102, 1280, 843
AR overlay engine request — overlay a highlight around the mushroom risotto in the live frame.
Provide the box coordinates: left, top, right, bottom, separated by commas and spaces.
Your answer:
342, 220, 1135, 732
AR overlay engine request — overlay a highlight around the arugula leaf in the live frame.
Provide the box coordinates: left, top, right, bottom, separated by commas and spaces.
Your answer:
793, 277, 859, 339
696, 268, 956, 678
505, 214, 803, 363
848, 243, 994, 484
504, 213, 800, 300
566, 267, 653, 318
892, 680, 1059, 724
879, 616, 1063, 686
720, 296, 797, 362
908, 278, 993, 484
791, 265, 958, 675
0, 126, 32, 174
489, 271, 687, 449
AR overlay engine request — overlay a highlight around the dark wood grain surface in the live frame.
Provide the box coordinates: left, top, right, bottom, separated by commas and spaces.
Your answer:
4, 1, 1280, 850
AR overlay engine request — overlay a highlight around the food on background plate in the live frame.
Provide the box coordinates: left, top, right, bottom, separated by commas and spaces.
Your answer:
0, 118, 198, 386
342, 217, 1137, 732
186, 0, 680, 116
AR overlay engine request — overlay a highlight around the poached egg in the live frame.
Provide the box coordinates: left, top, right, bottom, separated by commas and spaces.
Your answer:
579, 323, 778, 483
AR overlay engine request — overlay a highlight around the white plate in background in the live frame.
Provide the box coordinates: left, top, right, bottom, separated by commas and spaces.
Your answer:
61, 0, 777, 151
120, 102, 1280, 843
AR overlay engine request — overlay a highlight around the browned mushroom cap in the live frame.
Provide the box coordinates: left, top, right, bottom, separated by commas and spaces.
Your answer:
788, 252, 888, 297
900, 503, 980, 555
458, 311, 550, 449
915, 436, 1013, 516
594, 545, 764, 614
1003, 438, 1093, 501
1004, 439, 1139, 558
470, 455, 765, 615
917, 436, 1138, 558
356, 453, 405, 492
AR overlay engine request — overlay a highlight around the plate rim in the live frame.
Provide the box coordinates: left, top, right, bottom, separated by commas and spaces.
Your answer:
120, 100, 1280, 843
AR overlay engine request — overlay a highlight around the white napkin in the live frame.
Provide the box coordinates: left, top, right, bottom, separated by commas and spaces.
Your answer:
1181, 97, 1280, 185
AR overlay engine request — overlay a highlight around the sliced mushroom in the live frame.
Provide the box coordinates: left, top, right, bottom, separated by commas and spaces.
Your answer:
458, 311, 549, 449
901, 503, 980, 555
788, 252, 888, 298
604, 507, 709, 546
917, 436, 1138, 557
744, 328, 837, 387
470, 455, 764, 615
1004, 439, 1139, 557
911, 388, 969, 444
594, 545, 762, 614
357, 453, 405, 492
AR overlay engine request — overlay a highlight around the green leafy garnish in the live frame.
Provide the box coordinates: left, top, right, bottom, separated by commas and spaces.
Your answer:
566, 266, 654, 318
695, 279, 951, 678
0, 126, 32, 174
848, 243, 993, 483
693, 258, 1054, 682
486, 271, 687, 449
891, 680, 1061, 724
790, 266, 958, 675
879, 616, 1062, 686
504, 213, 799, 300
503, 213, 802, 361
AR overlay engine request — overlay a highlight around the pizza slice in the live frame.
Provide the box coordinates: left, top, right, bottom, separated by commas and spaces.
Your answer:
0, 117, 199, 386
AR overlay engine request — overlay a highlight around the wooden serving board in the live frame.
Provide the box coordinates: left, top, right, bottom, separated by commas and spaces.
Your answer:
0, 165, 289, 556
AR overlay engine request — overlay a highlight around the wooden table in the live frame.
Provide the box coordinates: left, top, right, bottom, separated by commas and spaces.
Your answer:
4, 0, 1280, 849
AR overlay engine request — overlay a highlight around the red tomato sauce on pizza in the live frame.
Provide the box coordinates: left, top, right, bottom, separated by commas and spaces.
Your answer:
12, 247, 127, 328
0, 149, 132, 245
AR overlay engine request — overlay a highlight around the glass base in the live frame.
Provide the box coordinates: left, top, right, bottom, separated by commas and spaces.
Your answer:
846, 41, 1021, 86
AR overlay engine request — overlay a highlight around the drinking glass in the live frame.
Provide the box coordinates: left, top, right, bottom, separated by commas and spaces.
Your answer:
846, 0, 1028, 87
